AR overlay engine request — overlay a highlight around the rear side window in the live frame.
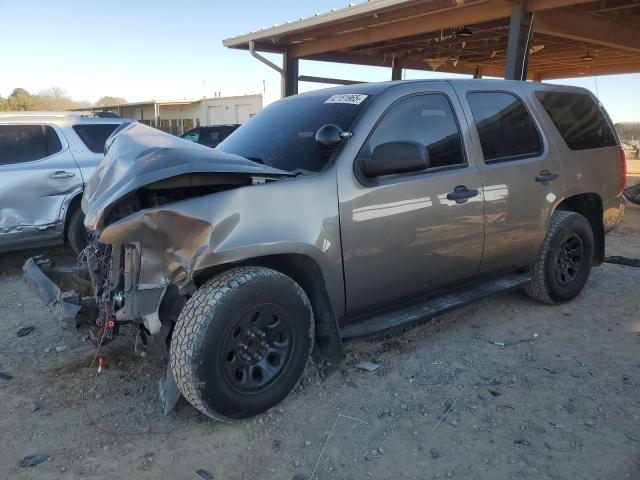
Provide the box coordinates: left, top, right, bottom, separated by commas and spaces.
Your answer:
359, 93, 466, 171
0, 125, 62, 165
73, 124, 119, 153
467, 92, 541, 162
535, 91, 617, 150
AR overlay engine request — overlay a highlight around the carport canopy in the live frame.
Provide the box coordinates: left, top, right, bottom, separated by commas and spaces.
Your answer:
223, 0, 640, 96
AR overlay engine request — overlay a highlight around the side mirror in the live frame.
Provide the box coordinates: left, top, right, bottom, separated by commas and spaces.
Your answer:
362, 141, 428, 177
315, 124, 344, 151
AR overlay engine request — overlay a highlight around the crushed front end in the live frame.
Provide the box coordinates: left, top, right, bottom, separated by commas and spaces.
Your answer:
23, 122, 293, 413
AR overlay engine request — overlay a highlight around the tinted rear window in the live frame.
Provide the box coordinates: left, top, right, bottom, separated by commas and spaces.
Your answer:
535, 91, 617, 150
0, 124, 62, 165
73, 124, 119, 153
467, 92, 542, 162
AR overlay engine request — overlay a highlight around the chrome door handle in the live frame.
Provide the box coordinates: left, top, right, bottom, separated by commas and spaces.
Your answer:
50, 171, 75, 179
535, 170, 559, 185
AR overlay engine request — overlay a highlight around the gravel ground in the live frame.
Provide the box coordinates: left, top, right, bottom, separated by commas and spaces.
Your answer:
1, 205, 639, 480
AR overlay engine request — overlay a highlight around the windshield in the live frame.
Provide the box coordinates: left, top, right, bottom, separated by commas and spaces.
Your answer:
217, 93, 371, 173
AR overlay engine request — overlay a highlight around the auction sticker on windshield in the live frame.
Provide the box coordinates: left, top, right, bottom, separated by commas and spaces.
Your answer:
325, 94, 368, 105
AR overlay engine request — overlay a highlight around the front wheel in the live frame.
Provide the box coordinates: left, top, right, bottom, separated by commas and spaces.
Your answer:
525, 210, 594, 304
170, 267, 314, 420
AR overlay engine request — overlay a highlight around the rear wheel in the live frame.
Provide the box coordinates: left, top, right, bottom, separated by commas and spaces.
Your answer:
170, 266, 314, 420
525, 210, 594, 304
66, 207, 88, 255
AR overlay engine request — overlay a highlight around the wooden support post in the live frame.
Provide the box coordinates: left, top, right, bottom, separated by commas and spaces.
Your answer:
505, 3, 534, 81
282, 49, 299, 98
391, 62, 402, 81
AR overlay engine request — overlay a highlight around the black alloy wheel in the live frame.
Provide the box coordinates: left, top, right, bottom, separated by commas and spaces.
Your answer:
221, 303, 294, 394
554, 233, 584, 286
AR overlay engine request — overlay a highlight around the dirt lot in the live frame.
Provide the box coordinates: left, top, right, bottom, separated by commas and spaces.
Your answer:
1, 204, 639, 480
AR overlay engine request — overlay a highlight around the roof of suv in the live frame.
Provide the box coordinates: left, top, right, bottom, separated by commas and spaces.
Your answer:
0, 112, 132, 125
290, 78, 592, 99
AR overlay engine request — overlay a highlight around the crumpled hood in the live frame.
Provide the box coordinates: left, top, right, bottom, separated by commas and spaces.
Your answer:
82, 122, 292, 232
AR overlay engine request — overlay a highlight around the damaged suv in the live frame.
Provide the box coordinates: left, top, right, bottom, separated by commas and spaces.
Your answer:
25, 80, 626, 420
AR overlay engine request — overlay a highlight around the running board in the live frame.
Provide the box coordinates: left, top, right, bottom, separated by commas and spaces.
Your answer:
340, 273, 531, 340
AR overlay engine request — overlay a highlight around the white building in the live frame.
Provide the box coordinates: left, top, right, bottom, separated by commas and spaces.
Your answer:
90, 94, 262, 135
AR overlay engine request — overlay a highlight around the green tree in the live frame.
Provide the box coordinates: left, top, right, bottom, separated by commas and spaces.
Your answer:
0, 95, 8, 111
7, 88, 35, 111
95, 96, 127, 107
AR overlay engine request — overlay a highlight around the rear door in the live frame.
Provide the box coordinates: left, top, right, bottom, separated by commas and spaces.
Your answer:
338, 86, 485, 319
0, 124, 82, 249
452, 83, 565, 272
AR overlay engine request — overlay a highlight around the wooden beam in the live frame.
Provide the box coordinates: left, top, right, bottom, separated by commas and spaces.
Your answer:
290, 1, 514, 58
306, 50, 508, 77
534, 7, 640, 53
283, 0, 456, 43
534, 61, 640, 79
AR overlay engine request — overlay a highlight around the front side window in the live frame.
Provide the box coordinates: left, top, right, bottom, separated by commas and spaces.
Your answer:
0, 124, 62, 165
467, 92, 541, 162
535, 91, 617, 150
218, 93, 371, 174
73, 124, 119, 154
357, 93, 466, 173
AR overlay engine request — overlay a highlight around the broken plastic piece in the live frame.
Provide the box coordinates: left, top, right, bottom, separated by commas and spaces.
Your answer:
159, 365, 182, 415
98, 357, 108, 373
355, 360, 380, 372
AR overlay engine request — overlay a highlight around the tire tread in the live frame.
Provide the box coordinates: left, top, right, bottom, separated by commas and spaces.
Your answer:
170, 266, 313, 421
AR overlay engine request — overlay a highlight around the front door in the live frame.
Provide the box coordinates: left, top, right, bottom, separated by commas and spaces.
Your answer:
339, 90, 485, 319
452, 85, 565, 273
0, 124, 81, 250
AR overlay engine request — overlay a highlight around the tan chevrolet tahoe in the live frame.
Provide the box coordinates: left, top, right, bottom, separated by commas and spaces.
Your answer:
25, 79, 626, 420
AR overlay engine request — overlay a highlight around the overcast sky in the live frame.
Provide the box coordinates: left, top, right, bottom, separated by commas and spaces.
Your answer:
1, 0, 638, 122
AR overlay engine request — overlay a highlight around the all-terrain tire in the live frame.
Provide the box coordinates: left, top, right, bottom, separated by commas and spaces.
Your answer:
66, 207, 88, 256
170, 266, 314, 420
525, 210, 594, 304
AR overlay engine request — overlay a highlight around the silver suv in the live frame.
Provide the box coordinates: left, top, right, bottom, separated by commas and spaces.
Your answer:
25, 80, 626, 420
0, 113, 131, 254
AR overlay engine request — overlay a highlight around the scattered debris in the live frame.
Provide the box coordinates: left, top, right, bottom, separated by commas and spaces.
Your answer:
54, 345, 68, 353
98, 357, 108, 373
195, 468, 214, 479
490, 334, 538, 347
513, 438, 530, 446
16, 326, 34, 337
603, 256, 640, 268
432, 386, 463, 432
489, 389, 502, 397
272, 439, 281, 453
311, 413, 369, 479
355, 361, 380, 372
31, 401, 41, 412
17, 454, 49, 468
625, 432, 638, 442
0, 371, 12, 380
